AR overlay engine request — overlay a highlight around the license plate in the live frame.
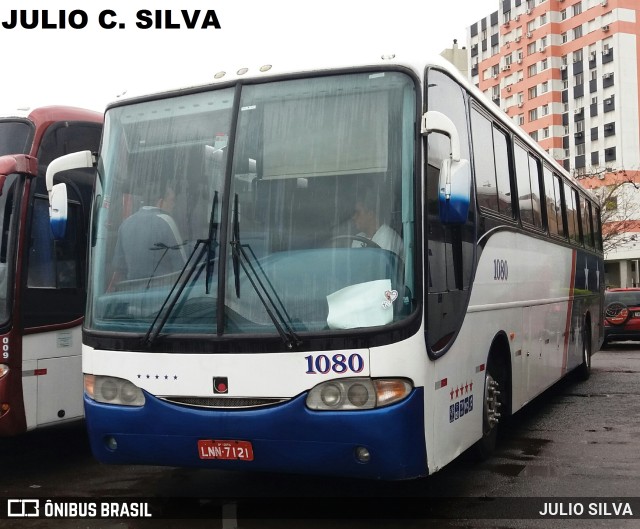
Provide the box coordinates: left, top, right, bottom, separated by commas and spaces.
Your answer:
634, 312, 640, 318
198, 440, 254, 461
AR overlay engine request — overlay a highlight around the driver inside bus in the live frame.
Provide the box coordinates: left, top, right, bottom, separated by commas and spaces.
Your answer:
352, 188, 403, 257
111, 185, 187, 283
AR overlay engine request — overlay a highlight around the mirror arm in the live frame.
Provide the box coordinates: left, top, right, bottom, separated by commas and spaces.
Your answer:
45, 150, 96, 197
421, 111, 461, 162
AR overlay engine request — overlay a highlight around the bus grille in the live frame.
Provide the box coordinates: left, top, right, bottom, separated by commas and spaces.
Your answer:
158, 396, 289, 409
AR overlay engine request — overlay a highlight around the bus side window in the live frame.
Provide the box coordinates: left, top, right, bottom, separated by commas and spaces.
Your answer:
470, 109, 512, 217
554, 175, 566, 238
514, 144, 543, 229
543, 166, 559, 236
564, 183, 579, 244
594, 206, 603, 250
582, 196, 594, 247
528, 154, 543, 228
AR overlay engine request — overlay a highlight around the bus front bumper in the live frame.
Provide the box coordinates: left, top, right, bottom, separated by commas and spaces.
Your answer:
84, 388, 427, 480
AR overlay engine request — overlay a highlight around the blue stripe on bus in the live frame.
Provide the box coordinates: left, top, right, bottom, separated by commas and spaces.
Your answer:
84, 387, 427, 480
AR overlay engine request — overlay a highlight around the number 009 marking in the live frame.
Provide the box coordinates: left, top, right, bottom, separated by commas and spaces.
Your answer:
305, 353, 364, 375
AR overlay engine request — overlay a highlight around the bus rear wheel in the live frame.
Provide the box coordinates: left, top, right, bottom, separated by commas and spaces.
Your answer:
576, 323, 592, 381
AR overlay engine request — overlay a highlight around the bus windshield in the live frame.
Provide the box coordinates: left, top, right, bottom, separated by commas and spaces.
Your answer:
88, 71, 416, 340
0, 121, 33, 157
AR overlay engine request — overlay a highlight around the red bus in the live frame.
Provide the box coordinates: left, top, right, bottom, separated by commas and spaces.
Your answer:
0, 106, 102, 435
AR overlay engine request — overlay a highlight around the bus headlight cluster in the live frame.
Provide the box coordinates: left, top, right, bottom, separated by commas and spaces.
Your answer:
306, 378, 412, 411
84, 374, 145, 407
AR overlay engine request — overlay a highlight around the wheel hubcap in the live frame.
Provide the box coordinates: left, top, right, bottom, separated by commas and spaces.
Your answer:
484, 374, 502, 431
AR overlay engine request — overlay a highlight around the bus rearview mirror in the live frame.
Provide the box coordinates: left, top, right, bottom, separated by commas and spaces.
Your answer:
49, 182, 68, 239
438, 158, 471, 225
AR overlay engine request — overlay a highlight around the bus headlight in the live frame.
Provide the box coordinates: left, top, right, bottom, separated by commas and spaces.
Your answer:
0, 364, 8, 379
306, 378, 412, 411
84, 374, 145, 407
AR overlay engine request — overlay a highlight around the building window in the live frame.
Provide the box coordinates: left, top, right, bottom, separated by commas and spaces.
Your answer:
561, 32, 568, 43
543, 127, 550, 138
574, 72, 584, 86
540, 13, 547, 25
542, 104, 549, 115
604, 122, 615, 136
528, 64, 538, 76
530, 130, 539, 141
541, 81, 549, 94
529, 108, 538, 121
561, 9, 567, 20
528, 86, 538, 99
573, 49, 583, 62
573, 25, 583, 39
572, 1, 582, 16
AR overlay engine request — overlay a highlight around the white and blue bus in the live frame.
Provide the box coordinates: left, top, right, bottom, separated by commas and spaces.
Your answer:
49, 54, 603, 479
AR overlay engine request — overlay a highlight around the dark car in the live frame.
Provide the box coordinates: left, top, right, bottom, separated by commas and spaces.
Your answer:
603, 288, 640, 346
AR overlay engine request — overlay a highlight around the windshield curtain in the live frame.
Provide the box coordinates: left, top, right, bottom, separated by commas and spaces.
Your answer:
87, 72, 416, 338
0, 121, 33, 157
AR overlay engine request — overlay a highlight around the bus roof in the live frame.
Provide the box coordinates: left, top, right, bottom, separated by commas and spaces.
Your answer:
0, 105, 103, 124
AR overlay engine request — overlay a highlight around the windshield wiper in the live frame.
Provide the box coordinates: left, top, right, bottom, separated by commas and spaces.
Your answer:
230, 193, 302, 350
205, 191, 219, 294
142, 193, 219, 348
142, 240, 209, 348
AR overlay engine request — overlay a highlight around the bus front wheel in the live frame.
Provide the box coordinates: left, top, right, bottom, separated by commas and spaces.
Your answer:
473, 357, 505, 460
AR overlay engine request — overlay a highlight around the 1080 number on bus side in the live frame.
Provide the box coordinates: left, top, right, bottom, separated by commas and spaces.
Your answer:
493, 259, 508, 281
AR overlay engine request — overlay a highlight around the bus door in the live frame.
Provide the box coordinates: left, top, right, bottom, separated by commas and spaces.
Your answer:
21, 173, 89, 428
19, 119, 100, 429
425, 69, 476, 357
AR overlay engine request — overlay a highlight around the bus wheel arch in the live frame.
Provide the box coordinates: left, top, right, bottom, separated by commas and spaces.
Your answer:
473, 332, 511, 460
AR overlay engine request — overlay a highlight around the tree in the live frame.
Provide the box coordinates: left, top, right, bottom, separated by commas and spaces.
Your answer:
575, 168, 640, 254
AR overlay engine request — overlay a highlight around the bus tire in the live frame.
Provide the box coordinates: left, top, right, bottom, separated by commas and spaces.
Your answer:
576, 321, 592, 381
473, 354, 505, 460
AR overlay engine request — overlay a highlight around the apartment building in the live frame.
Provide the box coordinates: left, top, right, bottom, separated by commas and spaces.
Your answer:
467, 0, 640, 286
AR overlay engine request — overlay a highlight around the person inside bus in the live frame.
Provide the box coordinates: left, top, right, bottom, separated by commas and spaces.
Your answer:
352, 188, 403, 257
111, 185, 187, 283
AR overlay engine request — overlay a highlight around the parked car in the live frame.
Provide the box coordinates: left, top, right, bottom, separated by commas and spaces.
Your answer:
603, 288, 640, 346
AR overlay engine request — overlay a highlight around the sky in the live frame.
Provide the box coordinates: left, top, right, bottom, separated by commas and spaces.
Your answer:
1, 0, 500, 113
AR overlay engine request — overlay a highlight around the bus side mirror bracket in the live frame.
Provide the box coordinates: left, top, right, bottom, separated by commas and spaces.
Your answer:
46, 150, 95, 239
422, 111, 471, 225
